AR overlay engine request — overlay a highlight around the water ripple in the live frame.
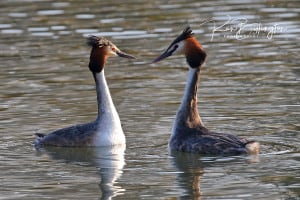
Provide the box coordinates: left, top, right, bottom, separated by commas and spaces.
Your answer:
0, 0, 299, 199
37, 10, 64, 15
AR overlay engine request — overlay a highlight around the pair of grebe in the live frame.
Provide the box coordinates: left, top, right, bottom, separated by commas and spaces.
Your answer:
35, 27, 259, 155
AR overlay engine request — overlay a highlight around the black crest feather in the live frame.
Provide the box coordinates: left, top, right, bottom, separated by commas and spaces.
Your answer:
87, 35, 112, 48
171, 26, 194, 45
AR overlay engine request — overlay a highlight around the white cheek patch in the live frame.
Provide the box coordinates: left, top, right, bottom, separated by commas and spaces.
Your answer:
170, 41, 184, 55
177, 41, 185, 53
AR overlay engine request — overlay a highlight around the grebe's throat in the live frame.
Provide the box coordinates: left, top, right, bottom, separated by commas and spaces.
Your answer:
93, 71, 119, 120
175, 68, 203, 128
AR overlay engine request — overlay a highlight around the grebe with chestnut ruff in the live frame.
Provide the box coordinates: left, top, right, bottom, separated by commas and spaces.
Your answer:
153, 26, 259, 155
34, 36, 135, 147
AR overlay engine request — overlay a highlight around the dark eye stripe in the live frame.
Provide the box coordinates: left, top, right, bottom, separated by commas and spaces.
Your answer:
168, 44, 178, 54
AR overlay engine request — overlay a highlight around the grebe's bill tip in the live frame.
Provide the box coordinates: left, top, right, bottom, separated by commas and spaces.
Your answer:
116, 50, 136, 59
152, 50, 172, 63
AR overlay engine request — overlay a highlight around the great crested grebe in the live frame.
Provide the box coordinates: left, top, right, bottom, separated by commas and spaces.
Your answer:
34, 36, 135, 147
153, 26, 259, 155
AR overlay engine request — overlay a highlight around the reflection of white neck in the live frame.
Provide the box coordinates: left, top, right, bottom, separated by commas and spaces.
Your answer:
95, 145, 126, 181
95, 145, 126, 200
94, 145, 126, 200
93, 70, 125, 146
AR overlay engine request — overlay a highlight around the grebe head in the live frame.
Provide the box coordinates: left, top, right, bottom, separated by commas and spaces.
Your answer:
153, 26, 207, 68
87, 35, 136, 73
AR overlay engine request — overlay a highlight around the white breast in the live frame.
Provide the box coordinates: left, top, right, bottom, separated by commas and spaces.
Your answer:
93, 71, 126, 146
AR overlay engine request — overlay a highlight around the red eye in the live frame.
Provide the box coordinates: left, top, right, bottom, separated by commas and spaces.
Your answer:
112, 47, 116, 51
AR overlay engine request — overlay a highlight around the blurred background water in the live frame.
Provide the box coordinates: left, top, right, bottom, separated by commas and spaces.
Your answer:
0, 0, 299, 199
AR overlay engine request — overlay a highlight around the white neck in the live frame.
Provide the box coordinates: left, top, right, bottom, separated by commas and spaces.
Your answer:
95, 70, 118, 117
179, 68, 198, 111
93, 70, 125, 146
172, 68, 203, 136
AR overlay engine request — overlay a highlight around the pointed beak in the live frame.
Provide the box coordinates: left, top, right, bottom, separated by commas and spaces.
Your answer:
152, 49, 172, 63
116, 50, 136, 59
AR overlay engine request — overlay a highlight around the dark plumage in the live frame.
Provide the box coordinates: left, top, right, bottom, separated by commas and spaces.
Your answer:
170, 125, 256, 155
35, 122, 97, 147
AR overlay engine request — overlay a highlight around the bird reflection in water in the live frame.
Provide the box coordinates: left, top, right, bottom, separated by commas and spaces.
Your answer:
35, 145, 125, 200
170, 151, 204, 199
170, 151, 259, 199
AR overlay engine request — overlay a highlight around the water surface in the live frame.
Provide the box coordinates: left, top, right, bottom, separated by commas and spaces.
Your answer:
0, 0, 299, 199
